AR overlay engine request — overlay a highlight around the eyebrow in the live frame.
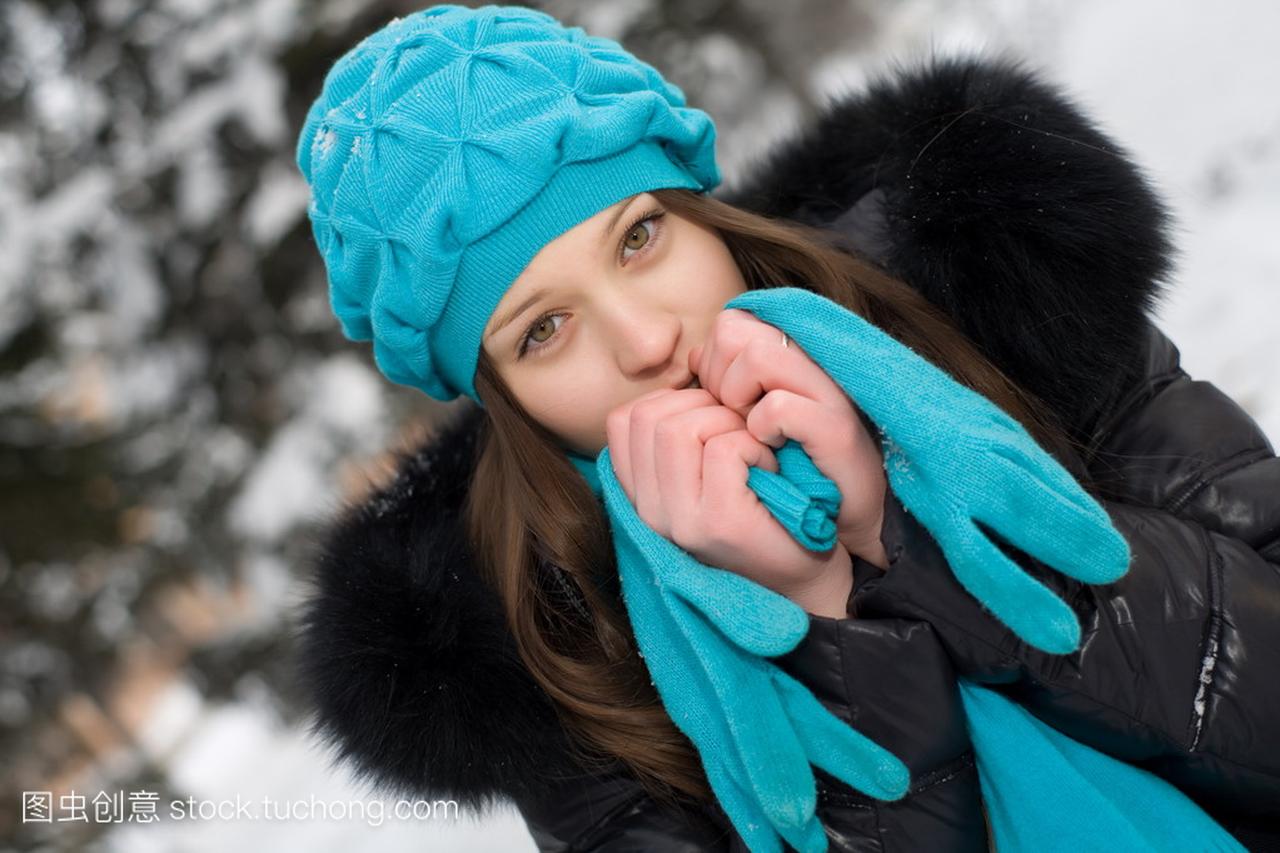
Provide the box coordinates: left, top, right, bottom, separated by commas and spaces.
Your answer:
485, 286, 552, 343
484, 195, 639, 343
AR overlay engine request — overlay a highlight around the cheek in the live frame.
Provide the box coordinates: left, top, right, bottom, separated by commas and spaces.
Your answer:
512, 364, 616, 451
679, 234, 747, 306
710, 243, 748, 298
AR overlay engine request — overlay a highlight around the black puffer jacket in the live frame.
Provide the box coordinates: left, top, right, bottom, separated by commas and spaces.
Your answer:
293, 57, 1280, 851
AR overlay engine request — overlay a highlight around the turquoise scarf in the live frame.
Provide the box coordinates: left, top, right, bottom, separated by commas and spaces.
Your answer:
567, 287, 1243, 852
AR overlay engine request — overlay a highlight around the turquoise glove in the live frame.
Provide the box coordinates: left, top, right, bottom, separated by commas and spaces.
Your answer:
595, 444, 909, 853
723, 286, 1131, 654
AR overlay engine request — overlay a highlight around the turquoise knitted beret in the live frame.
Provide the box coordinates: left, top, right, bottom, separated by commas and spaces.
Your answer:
295, 4, 722, 403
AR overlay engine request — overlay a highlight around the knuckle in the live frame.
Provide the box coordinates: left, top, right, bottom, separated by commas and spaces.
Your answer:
630, 401, 657, 432
760, 389, 788, 418
703, 405, 742, 435
713, 309, 748, 343
702, 430, 738, 458
713, 309, 738, 333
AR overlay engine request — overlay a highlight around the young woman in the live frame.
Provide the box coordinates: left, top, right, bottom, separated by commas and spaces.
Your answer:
293, 6, 1280, 851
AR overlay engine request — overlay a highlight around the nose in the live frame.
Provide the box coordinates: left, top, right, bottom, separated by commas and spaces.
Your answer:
608, 300, 681, 378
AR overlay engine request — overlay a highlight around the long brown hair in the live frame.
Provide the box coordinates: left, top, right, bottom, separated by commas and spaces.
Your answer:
463, 188, 1075, 812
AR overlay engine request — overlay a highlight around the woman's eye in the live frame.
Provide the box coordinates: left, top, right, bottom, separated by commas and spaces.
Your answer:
516, 209, 666, 360
517, 312, 566, 359
618, 210, 665, 264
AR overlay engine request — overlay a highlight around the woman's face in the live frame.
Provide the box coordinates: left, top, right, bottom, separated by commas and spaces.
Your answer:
481, 192, 749, 457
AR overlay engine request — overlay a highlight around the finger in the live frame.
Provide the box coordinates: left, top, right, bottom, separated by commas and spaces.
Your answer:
669, 598, 817, 831
746, 388, 855, 474
687, 343, 703, 386
938, 517, 1084, 655
718, 335, 845, 419
604, 390, 665, 504
973, 438, 1131, 584
625, 561, 792, 852
699, 429, 781, 522
714, 337, 778, 417
771, 667, 910, 801
693, 308, 769, 403
702, 747, 786, 853
627, 388, 718, 534
653, 404, 750, 535
722, 287, 954, 429
746, 392, 859, 547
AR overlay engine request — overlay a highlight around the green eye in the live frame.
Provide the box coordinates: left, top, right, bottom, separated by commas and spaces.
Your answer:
517, 312, 566, 359
617, 209, 666, 264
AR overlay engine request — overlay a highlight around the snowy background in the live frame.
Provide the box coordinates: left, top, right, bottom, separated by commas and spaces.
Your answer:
1, 0, 1275, 850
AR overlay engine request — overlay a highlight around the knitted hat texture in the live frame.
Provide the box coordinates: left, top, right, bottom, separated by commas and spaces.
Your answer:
296, 4, 721, 402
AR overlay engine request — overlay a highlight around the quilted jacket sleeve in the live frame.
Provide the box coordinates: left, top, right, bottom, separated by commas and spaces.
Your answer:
770, 592, 990, 851
850, 327, 1280, 834
512, 573, 992, 853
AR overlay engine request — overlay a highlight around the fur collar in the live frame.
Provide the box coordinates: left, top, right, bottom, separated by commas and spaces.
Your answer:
293, 55, 1174, 813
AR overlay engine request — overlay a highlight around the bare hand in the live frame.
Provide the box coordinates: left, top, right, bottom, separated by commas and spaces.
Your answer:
689, 308, 889, 569
605, 386, 855, 615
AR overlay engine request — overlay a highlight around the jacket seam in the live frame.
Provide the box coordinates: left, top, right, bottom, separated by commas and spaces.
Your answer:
1187, 526, 1225, 752
834, 615, 850, 711
1162, 446, 1274, 515
904, 750, 976, 797
817, 750, 976, 809
871, 781, 886, 851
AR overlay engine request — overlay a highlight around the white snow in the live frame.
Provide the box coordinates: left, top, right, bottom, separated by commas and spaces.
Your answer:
245, 160, 312, 248
100, 694, 537, 853
176, 143, 229, 229
226, 355, 388, 543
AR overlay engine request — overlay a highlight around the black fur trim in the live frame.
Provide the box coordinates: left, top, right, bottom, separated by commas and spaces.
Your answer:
291, 403, 588, 812
718, 54, 1175, 440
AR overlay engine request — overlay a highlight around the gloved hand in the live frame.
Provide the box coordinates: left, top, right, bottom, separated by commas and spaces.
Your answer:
595, 444, 910, 853
722, 286, 1131, 654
